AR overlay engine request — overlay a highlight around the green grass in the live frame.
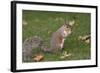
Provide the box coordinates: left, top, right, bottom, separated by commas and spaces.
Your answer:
22, 10, 91, 62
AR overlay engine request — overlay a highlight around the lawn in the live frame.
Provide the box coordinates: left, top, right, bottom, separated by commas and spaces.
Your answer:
22, 10, 91, 62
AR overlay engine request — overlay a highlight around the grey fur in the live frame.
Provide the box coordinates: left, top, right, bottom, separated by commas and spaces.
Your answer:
43, 24, 72, 53
22, 36, 43, 62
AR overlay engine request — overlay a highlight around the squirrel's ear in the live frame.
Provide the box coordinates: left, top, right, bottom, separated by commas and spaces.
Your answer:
64, 20, 69, 25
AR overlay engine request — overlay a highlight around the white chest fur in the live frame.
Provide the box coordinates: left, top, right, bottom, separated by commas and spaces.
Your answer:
60, 39, 65, 49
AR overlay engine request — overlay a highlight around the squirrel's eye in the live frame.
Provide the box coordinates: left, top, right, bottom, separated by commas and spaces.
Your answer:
66, 26, 69, 28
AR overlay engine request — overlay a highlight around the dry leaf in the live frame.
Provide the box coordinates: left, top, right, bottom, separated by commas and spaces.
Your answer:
78, 35, 90, 44
69, 20, 75, 26
78, 35, 90, 40
60, 51, 72, 59
85, 39, 90, 44
60, 54, 72, 59
33, 54, 44, 62
22, 20, 28, 25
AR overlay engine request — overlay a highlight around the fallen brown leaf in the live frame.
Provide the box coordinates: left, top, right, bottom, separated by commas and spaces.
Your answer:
60, 51, 72, 59
33, 54, 44, 62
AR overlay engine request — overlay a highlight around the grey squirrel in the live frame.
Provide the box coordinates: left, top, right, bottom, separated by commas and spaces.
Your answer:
22, 20, 75, 62
42, 20, 74, 53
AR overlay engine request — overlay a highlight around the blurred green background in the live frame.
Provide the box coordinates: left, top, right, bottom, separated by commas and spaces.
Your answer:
22, 10, 91, 62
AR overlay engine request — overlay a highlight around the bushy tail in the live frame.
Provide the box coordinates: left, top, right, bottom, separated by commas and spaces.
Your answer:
41, 43, 53, 53
40, 43, 53, 53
